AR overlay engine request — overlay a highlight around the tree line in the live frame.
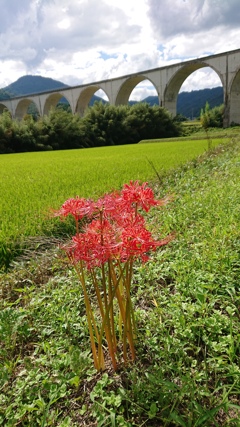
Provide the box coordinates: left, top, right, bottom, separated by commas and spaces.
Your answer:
0, 103, 182, 154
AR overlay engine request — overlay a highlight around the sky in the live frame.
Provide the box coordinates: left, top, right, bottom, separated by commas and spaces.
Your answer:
0, 0, 240, 100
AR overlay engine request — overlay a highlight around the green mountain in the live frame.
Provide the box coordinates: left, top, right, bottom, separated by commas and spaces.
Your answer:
2, 75, 69, 97
0, 89, 11, 100
0, 75, 223, 118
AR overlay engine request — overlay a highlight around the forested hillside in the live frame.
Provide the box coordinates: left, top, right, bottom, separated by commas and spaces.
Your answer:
143, 87, 223, 118
177, 86, 223, 118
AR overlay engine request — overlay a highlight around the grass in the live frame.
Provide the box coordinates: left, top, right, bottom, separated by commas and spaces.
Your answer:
0, 136, 239, 426
0, 135, 231, 269
141, 126, 240, 143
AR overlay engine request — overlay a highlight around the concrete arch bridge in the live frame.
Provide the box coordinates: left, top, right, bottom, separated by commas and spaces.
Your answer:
1, 48, 240, 127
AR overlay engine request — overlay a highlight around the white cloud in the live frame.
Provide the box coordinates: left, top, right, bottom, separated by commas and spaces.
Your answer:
180, 69, 222, 92
0, 0, 239, 99
0, 60, 27, 87
148, 0, 240, 39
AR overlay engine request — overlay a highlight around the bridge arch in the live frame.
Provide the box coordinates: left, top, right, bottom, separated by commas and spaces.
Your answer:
15, 99, 40, 120
75, 85, 109, 115
129, 79, 160, 104
164, 62, 224, 116
43, 93, 72, 116
115, 75, 160, 105
229, 68, 240, 125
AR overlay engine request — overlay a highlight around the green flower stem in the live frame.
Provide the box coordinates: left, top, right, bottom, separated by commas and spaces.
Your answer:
90, 265, 118, 371
126, 258, 137, 339
112, 260, 136, 363
75, 260, 104, 371
98, 260, 128, 369
108, 261, 117, 352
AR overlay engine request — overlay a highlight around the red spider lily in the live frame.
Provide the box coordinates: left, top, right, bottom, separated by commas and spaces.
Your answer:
66, 219, 122, 269
121, 180, 160, 212
53, 181, 173, 371
53, 197, 94, 222
116, 211, 146, 230
120, 222, 167, 262
66, 215, 169, 267
93, 191, 130, 223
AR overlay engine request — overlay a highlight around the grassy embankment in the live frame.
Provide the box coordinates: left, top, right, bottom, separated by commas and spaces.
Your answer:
0, 130, 239, 426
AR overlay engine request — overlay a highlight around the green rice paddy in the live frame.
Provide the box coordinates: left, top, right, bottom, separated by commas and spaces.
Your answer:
0, 138, 228, 268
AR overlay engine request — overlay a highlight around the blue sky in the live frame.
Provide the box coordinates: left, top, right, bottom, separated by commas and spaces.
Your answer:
0, 0, 239, 99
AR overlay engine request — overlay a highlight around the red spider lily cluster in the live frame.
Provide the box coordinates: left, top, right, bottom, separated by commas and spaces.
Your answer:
55, 181, 169, 267
53, 181, 172, 371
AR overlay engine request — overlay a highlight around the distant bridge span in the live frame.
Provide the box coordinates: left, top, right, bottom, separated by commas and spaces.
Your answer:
1, 48, 240, 127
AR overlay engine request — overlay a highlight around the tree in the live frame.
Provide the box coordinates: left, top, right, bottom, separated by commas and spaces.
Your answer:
0, 103, 183, 153
124, 103, 182, 143
80, 102, 129, 147
38, 108, 87, 150
200, 102, 224, 128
